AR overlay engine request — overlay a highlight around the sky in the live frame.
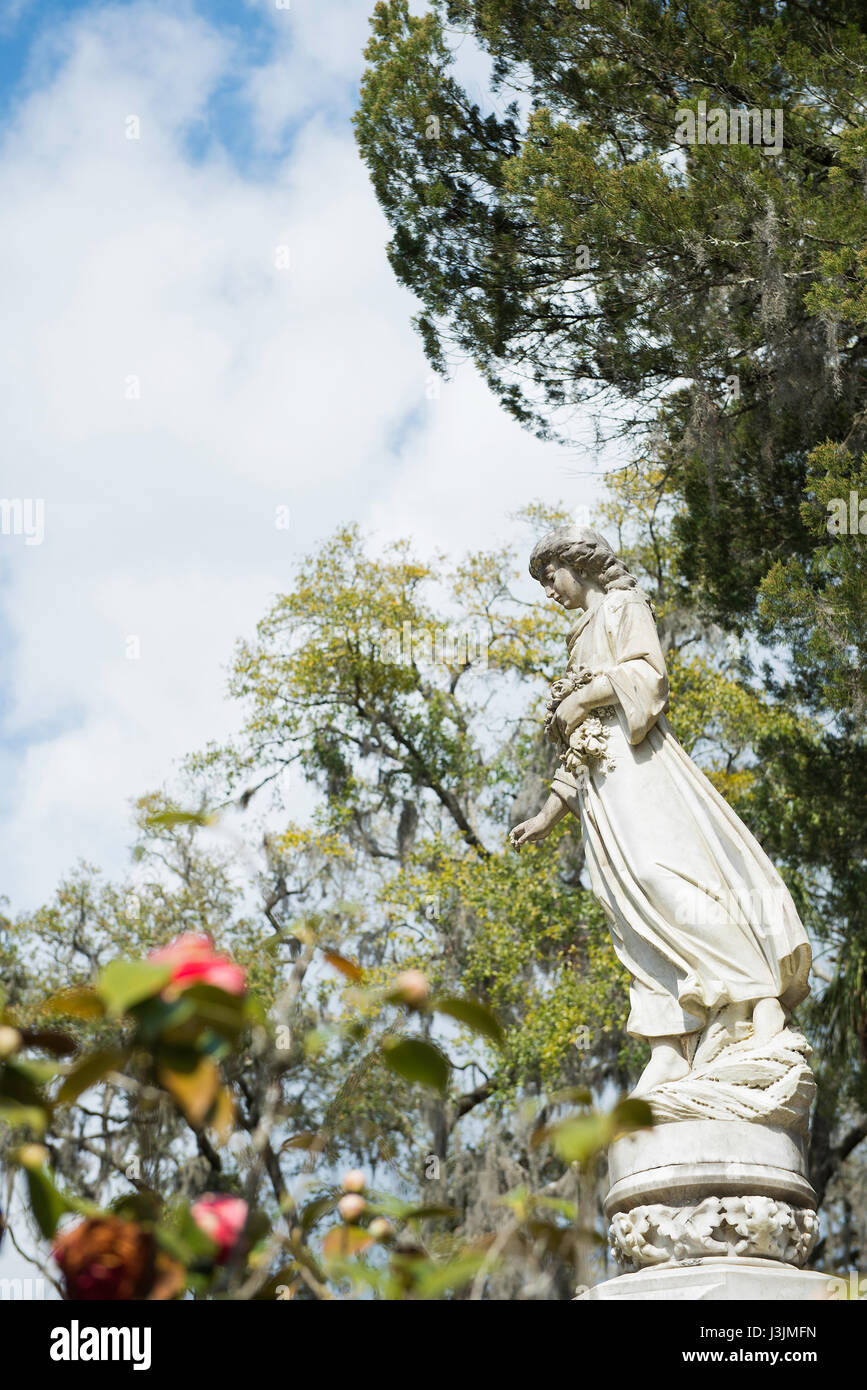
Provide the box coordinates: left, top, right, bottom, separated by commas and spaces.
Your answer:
0, 0, 605, 919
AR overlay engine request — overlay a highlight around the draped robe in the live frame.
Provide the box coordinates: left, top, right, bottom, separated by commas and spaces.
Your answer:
549, 589, 811, 1040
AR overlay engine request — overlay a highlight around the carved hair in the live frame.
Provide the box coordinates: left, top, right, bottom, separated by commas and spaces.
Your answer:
529, 525, 639, 594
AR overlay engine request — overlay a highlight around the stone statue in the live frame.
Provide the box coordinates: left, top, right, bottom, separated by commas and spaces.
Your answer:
510, 526, 825, 1297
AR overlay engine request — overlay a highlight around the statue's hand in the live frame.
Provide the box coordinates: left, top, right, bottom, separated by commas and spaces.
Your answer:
553, 690, 589, 740
509, 815, 550, 850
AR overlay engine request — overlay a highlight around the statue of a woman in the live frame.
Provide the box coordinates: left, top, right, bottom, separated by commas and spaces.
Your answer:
509, 526, 811, 1098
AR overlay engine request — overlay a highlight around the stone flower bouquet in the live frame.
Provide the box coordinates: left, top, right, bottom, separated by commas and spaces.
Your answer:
545, 664, 616, 777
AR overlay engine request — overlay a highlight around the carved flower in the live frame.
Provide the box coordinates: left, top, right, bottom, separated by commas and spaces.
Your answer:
563, 712, 617, 777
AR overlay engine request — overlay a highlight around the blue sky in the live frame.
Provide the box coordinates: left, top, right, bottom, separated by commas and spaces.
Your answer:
0, 0, 601, 918
0, 0, 608, 1294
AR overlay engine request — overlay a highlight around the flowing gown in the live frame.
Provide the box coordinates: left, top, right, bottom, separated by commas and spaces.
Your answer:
549, 588, 811, 1041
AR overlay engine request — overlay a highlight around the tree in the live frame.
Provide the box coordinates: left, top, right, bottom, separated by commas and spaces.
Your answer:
355, 0, 867, 619
356, 0, 867, 1267
4, 493, 829, 1294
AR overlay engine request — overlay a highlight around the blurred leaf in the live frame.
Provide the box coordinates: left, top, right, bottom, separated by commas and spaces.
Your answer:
547, 1086, 593, 1107
132, 994, 197, 1041
280, 1131, 321, 1152
381, 1036, 450, 1094
549, 1113, 613, 1164
19, 1029, 77, 1058
322, 1225, 373, 1259
541, 1096, 654, 1165
40, 987, 105, 1022
433, 996, 504, 1047
57, 1048, 129, 1105
146, 809, 217, 829
2, 1057, 52, 1108
158, 1056, 219, 1128
533, 1196, 579, 1220
177, 984, 247, 1040
110, 1190, 162, 1224
299, 1194, 337, 1234
7, 1057, 58, 1085
400, 1204, 457, 1221
98, 960, 172, 1015
323, 950, 363, 983
411, 1252, 487, 1298
24, 1165, 70, 1240
611, 1097, 654, 1134
0, 1101, 47, 1135
209, 1086, 236, 1146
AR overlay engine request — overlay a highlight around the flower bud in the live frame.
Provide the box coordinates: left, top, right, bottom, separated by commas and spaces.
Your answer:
391, 970, 430, 1006
337, 1194, 366, 1222
341, 1169, 366, 1193
16, 1144, 49, 1169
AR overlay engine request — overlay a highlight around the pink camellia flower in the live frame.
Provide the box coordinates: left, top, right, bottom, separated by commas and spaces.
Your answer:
148, 934, 245, 998
190, 1194, 249, 1265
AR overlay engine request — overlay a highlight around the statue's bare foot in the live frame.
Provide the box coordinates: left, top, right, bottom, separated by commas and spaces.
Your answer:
630, 1038, 690, 1097
751, 997, 786, 1045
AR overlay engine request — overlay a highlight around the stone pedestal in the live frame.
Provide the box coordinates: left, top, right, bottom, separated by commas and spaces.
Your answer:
583, 1118, 823, 1301
578, 1258, 834, 1301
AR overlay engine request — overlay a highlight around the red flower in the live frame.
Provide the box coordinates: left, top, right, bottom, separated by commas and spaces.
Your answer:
148, 934, 245, 997
53, 1217, 183, 1301
190, 1194, 249, 1264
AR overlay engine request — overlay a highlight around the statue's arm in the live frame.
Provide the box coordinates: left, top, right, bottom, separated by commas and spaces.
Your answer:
553, 672, 617, 739
509, 792, 570, 849
599, 596, 669, 744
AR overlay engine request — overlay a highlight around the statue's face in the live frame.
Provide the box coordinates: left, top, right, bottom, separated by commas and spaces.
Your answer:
540, 561, 594, 610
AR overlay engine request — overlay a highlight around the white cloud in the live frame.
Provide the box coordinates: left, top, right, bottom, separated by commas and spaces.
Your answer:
0, 0, 600, 912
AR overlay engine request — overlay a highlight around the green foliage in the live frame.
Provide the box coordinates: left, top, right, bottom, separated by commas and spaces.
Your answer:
356, 0, 867, 621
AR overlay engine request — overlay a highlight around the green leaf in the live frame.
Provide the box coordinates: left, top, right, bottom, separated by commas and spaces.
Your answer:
132, 994, 196, 1041
98, 960, 172, 1015
146, 809, 218, 829
1, 1057, 52, 1108
157, 1056, 219, 1128
400, 1204, 457, 1221
322, 1225, 373, 1259
611, 1097, 654, 1133
299, 1194, 338, 1235
412, 1253, 487, 1298
57, 1048, 129, 1104
40, 986, 105, 1022
433, 996, 504, 1047
549, 1113, 613, 1165
24, 1165, 70, 1240
176, 984, 247, 1039
381, 1036, 450, 1094
0, 1101, 47, 1135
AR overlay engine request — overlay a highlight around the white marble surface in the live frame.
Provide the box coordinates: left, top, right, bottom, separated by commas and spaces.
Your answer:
578, 1259, 835, 1301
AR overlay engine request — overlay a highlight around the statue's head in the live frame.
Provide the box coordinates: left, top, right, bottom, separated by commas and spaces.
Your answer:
529, 525, 638, 610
